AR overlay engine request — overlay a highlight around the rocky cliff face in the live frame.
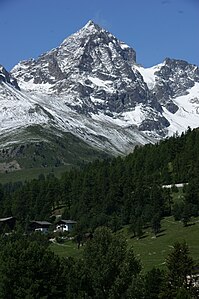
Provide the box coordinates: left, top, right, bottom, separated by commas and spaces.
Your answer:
0, 20, 199, 169
151, 58, 199, 113
11, 21, 171, 136
0, 65, 20, 90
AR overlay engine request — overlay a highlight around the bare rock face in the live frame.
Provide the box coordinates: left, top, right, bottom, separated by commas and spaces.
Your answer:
11, 21, 170, 135
0, 20, 198, 164
152, 58, 199, 101
0, 160, 21, 173
0, 65, 20, 90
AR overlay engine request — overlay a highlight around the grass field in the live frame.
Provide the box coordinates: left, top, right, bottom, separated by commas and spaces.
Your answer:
0, 166, 70, 184
50, 216, 199, 272
124, 216, 199, 272
50, 240, 83, 259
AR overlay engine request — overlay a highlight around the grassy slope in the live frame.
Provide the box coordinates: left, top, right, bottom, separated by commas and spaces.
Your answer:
0, 166, 69, 184
50, 240, 83, 259
0, 125, 111, 184
124, 216, 199, 272
50, 216, 199, 272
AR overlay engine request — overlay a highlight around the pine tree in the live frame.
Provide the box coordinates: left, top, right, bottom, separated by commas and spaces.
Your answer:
151, 213, 161, 236
83, 227, 141, 298
161, 241, 195, 298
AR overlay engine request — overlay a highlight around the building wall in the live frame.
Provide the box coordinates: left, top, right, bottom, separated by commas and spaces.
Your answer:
56, 223, 75, 232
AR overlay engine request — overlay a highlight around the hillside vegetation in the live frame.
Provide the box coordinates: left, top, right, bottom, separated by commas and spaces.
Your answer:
0, 125, 110, 179
0, 128, 199, 298
0, 128, 199, 230
50, 215, 199, 273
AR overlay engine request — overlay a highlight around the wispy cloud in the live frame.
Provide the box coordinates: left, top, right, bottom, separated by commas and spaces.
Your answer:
93, 11, 110, 29
161, 0, 170, 5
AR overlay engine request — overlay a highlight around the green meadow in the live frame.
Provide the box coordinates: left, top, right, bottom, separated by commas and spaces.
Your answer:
125, 216, 199, 272
50, 216, 199, 272
50, 239, 83, 259
0, 166, 70, 184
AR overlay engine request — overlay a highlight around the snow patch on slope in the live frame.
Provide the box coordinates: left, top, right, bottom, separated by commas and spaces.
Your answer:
88, 76, 113, 91
0, 82, 50, 133
134, 62, 165, 89
18, 78, 53, 93
163, 82, 199, 135
122, 105, 145, 126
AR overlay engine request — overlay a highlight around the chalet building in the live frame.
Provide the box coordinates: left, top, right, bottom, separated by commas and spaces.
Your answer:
55, 219, 77, 232
0, 216, 16, 232
29, 221, 52, 233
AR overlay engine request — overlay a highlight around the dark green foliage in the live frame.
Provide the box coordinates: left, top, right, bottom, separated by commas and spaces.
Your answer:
0, 227, 141, 298
0, 129, 199, 298
1, 128, 199, 232
135, 218, 143, 239
144, 268, 164, 299
184, 177, 199, 217
175, 287, 193, 299
151, 213, 161, 235
160, 241, 197, 299
166, 242, 193, 287
173, 202, 184, 221
182, 203, 191, 227
129, 215, 137, 237
83, 227, 142, 299
0, 230, 198, 298
0, 234, 65, 298
61, 257, 90, 299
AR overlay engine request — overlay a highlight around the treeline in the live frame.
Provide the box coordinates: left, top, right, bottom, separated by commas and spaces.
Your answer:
0, 128, 199, 231
0, 227, 198, 298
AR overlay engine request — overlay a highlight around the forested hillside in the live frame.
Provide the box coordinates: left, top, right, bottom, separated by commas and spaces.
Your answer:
0, 128, 199, 232
0, 228, 198, 298
0, 128, 199, 298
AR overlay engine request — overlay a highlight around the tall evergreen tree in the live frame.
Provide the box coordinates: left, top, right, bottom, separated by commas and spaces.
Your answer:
161, 241, 195, 299
83, 226, 141, 299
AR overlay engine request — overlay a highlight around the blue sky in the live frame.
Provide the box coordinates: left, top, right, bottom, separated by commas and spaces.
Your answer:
0, 0, 199, 70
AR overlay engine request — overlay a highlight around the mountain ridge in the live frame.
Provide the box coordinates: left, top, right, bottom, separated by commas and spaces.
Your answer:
1, 20, 199, 172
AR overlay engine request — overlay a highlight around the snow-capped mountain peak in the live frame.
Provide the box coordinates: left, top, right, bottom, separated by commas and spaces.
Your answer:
71, 19, 102, 35
12, 20, 136, 92
1, 21, 199, 170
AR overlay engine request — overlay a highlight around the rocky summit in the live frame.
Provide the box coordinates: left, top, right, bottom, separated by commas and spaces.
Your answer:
0, 20, 199, 170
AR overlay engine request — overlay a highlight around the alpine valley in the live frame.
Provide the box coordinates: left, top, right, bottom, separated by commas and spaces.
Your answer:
1, 20, 199, 173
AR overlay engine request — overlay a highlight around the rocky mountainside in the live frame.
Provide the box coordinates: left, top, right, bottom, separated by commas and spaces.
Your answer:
0, 20, 199, 172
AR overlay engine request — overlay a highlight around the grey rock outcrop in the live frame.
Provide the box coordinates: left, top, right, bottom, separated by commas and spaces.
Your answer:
0, 65, 20, 90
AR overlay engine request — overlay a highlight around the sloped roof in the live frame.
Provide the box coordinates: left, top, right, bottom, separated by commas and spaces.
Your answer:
0, 216, 15, 222
56, 219, 77, 225
30, 221, 52, 226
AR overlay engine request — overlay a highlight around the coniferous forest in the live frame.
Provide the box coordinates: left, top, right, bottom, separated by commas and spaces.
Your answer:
0, 128, 199, 230
0, 128, 199, 298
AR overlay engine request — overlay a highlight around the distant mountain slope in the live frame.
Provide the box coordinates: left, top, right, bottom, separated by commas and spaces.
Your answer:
0, 20, 199, 172
0, 124, 110, 173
